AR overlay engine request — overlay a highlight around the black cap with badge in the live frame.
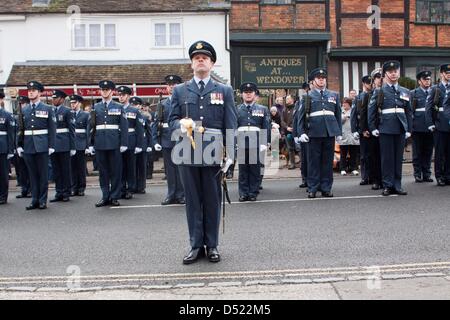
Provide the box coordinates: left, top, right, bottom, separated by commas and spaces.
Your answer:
416, 70, 432, 80
130, 96, 143, 105
240, 82, 258, 93
361, 75, 372, 84
117, 86, 132, 95
382, 60, 401, 74
27, 81, 44, 92
309, 68, 327, 80
189, 40, 217, 63
99, 80, 116, 90
52, 89, 67, 99
165, 75, 182, 85
69, 95, 84, 103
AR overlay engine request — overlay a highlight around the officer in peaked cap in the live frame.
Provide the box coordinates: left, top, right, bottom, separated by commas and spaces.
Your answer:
236, 82, 269, 202
410, 70, 434, 183
295, 68, 342, 198
49, 89, 75, 203
152, 75, 185, 205
427, 64, 450, 186
350, 75, 374, 186
0, 95, 15, 205
88, 80, 128, 207
69, 94, 89, 197
188, 40, 217, 63
131, 96, 152, 194
368, 61, 412, 196
18, 96, 30, 105
169, 41, 237, 264
117, 85, 144, 200
17, 81, 56, 210
15, 96, 31, 199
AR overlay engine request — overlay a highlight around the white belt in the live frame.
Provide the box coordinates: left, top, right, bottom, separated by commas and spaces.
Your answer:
24, 129, 48, 136
56, 128, 69, 134
382, 108, 405, 114
195, 128, 222, 135
309, 110, 335, 117
162, 123, 169, 128
0, 131, 7, 136
96, 124, 119, 130
128, 128, 135, 133
439, 107, 444, 112
238, 126, 261, 132
75, 129, 86, 133
415, 108, 425, 112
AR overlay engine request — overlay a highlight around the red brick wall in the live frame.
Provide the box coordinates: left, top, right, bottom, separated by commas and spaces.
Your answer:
327, 60, 340, 93
340, 19, 372, 47
260, 5, 294, 30
230, 3, 259, 30
341, 0, 371, 13
379, 19, 404, 46
379, 0, 404, 13
296, 4, 325, 30
409, 24, 435, 47
438, 25, 450, 47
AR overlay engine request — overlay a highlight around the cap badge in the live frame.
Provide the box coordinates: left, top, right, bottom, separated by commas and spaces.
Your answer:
196, 43, 203, 50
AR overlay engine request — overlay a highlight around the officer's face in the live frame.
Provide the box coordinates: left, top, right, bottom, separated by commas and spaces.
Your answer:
314, 76, 327, 89
242, 91, 256, 104
70, 101, 80, 111
419, 78, 431, 88
385, 69, 400, 82
373, 76, 382, 87
166, 83, 176, 95
191, 54, 214, 75
101, 88, 113, 100
27, 89, 40, 101
442, 72, 450, 82
52, 97, 64, 107
118, 93, 129, 104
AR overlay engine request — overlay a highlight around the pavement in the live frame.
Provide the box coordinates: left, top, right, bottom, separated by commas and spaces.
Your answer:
2, 150, 449, 300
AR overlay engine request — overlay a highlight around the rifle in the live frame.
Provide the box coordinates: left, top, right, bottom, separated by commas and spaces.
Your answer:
303, 93, 311, 134
374, 88, 384, 128
411, 89, 418, 112
89, 102, 96, 146
431, 87, 440, 123
17, 99, 25, 148
156, 92, 164, 145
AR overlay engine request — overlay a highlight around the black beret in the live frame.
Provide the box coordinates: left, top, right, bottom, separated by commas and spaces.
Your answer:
361, 75, 372, 84
130, 96, 143, 105
309, 68, 327, 80
117, 86, 132, 95
164, 75, 182, 84
69, 94, 84, 103
99, 80, 116, 90
52, 89, 67, 99
27, 81, 44, 92
189, 40, 217, 63
18, 96, 30, 104
240, 82, 258, 93
440, 64, 450, 73
382, 60, 401, 73
416, 70, 432, 80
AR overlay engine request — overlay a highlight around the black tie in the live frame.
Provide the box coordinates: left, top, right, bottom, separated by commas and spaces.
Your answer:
32, 103, 36, 111
199, 80, 205, 93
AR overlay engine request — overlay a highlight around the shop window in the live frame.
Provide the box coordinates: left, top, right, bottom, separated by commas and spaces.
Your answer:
416, 0, 450, 24
72, 23, 117, 50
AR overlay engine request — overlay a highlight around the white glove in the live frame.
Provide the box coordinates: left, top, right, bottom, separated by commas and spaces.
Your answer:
179, 118, 196, 134
221, 158, 233, 174
154, 144, 162, 151
428, 125, 436, 132
146, 147, 152, 153
17, 147, 24, 158
259, 144, 267, 153
336, 135, 343, 142
294, 137, 300, 144
7, 154, 14, 160
299, 134, 310, 143
134, 147, 142, 154
49, 148, 55, 156
70, 150, 76, 157
372, 129, 380, 137
353, 132, 360, 140
405, 132, 411, 139
272, 122, 280, 130
120, 146, 128, 153
88, 146, 95, 155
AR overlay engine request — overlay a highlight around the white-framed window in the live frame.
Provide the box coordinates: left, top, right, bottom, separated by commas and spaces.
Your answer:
72, 22, 117, 50
152, 20, 182, 48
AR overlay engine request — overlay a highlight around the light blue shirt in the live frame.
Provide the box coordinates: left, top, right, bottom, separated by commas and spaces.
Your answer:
194, 76, 211, 90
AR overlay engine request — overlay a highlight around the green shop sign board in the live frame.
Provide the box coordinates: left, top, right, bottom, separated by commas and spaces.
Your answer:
240, 55, 307, 89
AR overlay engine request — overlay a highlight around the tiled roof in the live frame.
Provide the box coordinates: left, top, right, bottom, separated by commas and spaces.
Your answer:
6, 62, 194, 86
0, 0, 230, 14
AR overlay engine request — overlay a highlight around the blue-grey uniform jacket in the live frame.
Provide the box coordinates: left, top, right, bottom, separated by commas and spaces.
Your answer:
123, 104, 144, 150
368, 84, 412, 134
237, 103, 270, 149
0, 109, 14, 155
21, 102, 56, 154
427, 82, 450, 132
73, 110, 89, 151
297, 89, 342, 137
88, 101, 128, 150
152, 97, 175, 149
54, 105, 75, 152
410, 87, 430, 133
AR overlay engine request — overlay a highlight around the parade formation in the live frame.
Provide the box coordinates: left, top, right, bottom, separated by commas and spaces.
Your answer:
1, 41, 450, 265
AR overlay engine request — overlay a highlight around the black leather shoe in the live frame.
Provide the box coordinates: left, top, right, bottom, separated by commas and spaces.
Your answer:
437, 179, 446, 186
49, 197, 63, 203
394, 189, 408, 195
382, 188, 393, 196
414, 176, 423, 183
78, 191, 85, 196
308, 192, 316, 199
239, 196, 248, 202
124, 192, 133, 200
259, 186, 263, 190
446, 180, 450, 185
110, 200, 120, 206
71, 191, 78, 197
62, 197, 70, 202
176, 198, 185, 205
95, 199, 109, 207
359, 180, 369, 186
183, 247, 205, 265
39, 203, 47, 210
299, 182, 308, 188
248, 196, 257, 202
423, 177, 433, 183
321, 191, 334, 198
207, 247, 221, 263
135, 190, 146, 194
17, 193, 31, 199
372, 184, 381, 190
161, 198, 176, 205
26, 203, 39, 210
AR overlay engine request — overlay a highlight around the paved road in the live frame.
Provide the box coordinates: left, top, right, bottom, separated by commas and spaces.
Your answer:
0, 175, 449, 288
